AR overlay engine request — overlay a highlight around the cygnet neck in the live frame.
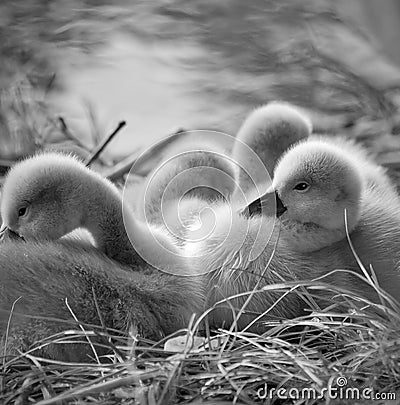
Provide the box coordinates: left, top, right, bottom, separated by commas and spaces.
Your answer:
276, 219, 350, 253
79, 172, 146, 267
80, 170, 192, 275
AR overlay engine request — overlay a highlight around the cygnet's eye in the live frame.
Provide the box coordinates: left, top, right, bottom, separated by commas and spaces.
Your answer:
18, 207, 28, 217
293, 182, 310, 192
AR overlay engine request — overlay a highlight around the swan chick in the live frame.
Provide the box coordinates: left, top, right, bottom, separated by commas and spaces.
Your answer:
184, 141, 400, 327
0, 152, 191, 275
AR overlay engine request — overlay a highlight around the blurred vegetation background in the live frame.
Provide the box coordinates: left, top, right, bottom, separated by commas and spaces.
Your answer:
1, 0, 400, 175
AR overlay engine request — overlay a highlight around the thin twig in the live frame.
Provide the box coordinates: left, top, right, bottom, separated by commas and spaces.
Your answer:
85, 121, 126, 166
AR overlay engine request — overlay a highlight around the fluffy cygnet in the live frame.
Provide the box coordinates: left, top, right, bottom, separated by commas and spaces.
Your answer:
0, 154, 206, 360
231, 102, 312, 198
241, 138, 400, 302
0, 152, 193, 275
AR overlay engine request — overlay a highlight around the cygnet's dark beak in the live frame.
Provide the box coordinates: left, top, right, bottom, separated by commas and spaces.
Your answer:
241, 190, 287, 218
0, 224, 8, 240
246, 197, 262, 217
0, 224, 24, 242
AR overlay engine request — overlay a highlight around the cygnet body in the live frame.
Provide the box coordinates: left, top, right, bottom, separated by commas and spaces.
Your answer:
183, 201, 378, 331
0, 239, 203, 361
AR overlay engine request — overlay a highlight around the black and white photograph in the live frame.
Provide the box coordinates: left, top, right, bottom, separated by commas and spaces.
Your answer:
0, 1, 399, 404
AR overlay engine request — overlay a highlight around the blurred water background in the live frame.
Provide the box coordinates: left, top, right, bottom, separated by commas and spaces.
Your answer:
1, 0, 400, 167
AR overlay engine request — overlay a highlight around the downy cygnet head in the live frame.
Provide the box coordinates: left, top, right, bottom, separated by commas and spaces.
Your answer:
245, 140, 364, 252
0, 153, 97, 241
